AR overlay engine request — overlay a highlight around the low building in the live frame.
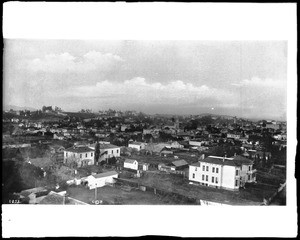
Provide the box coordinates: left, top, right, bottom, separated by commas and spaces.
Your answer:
128, 141, 147, 151
171, 159, 189, 170
227, 133, 241, 140
189, 155, 256, 191
138, 162, 150, 171
124, 159, 138, 170
83, 171, 118, 189
189, 140, 203, 147
19, 187, 49, 204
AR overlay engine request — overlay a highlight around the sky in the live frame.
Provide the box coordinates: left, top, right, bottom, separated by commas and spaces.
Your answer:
3, 39, 287, 120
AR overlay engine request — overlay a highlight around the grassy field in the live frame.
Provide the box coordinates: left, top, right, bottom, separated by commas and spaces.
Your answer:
67, 185, 178, 205
129, 172, 279, 205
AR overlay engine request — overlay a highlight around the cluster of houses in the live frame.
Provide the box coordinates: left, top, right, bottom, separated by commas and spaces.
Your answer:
3, 110, 287, 205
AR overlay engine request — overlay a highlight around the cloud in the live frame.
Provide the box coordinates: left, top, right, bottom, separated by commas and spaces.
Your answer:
22, 51, 124, 73
65, 77, 234, 109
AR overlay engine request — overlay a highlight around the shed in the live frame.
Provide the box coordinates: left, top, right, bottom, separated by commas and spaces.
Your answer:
171, 159, 189, 170
84, 171, 118, 189
124, 159, 139, 170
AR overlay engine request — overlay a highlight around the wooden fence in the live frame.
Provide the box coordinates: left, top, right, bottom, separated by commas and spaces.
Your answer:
114, 177, 197, 204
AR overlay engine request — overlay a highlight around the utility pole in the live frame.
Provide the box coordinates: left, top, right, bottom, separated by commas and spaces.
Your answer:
95, 183, 97, 202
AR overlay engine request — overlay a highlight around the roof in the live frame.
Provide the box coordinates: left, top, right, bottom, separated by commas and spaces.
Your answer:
172, 159, 188, 167
199, 155, 253, 167
124, 159, 138, 164
39, 192, 64, 205
20, 187, 47, 197
90, 143, 120, 149
190, 162, 201, 167
65, 146, 94, 153
129, 142, 144, 146
92, 171, 118, 179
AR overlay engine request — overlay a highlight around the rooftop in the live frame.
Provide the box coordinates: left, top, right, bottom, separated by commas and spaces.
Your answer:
172, 159, 189, 167
92, 171, 118, 179
129, 142, 145, 145
65, 146, 94, 153
89, 143, 120, 149
199, 155, 253, 167
124, 159, 138, 164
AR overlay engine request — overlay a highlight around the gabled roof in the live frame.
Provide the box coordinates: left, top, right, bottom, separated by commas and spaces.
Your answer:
172, 159, 188, 167
124, 159, 138, 164
92, 171, 118, 179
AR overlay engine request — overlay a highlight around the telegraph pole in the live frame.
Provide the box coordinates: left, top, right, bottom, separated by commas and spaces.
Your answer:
95, 183, 97, 202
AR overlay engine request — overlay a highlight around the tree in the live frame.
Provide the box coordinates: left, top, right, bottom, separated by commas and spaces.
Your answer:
107, 156, 116, 165
65, 156, 78, 169
94, 141, 100, 165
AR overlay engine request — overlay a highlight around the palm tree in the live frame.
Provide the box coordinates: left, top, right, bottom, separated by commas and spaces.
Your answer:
94, 140, 100, 165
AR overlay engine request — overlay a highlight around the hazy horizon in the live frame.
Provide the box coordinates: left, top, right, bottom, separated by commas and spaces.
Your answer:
3, 40, 287, 121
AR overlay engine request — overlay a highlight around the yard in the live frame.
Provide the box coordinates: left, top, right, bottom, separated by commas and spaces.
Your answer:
67, 184, 178, 205
129, 172, 280, 205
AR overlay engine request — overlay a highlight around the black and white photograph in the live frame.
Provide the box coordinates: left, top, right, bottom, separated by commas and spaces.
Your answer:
2, 2, 297, 238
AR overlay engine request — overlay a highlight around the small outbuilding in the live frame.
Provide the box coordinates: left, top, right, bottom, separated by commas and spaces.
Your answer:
84, 171, 118, 189
124, 159, 139, 170
171, 159, 189, 170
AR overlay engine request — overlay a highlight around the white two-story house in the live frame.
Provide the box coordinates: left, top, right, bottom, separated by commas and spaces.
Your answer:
89, 143, 121, 163
64, 146, 95, 167
189, 155, 256, 191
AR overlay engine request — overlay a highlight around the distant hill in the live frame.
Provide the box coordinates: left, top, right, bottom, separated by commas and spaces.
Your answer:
4, 104, 37, 111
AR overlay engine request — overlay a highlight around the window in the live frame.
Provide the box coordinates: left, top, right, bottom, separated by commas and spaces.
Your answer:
80, 154, 82, 158
202, 175, 204, 180
235, 180, 239, 187
193, 173, 195, 178
206, 166, 209, 171
216, 168, 219, 173
91, 153, 93, 157
216, 177, 218, 184
248, 174, 251, 180
66, 152, 68, 157
212, 177, 214, 183
206, 175, 208, 181
117, 149, 119, 153
249, 166, 251, 171
202, 166, 205, 171
212, 167, 215, 173
195, 167, 197, 171
236, 169, 239, 176
86, 153, 87, 158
